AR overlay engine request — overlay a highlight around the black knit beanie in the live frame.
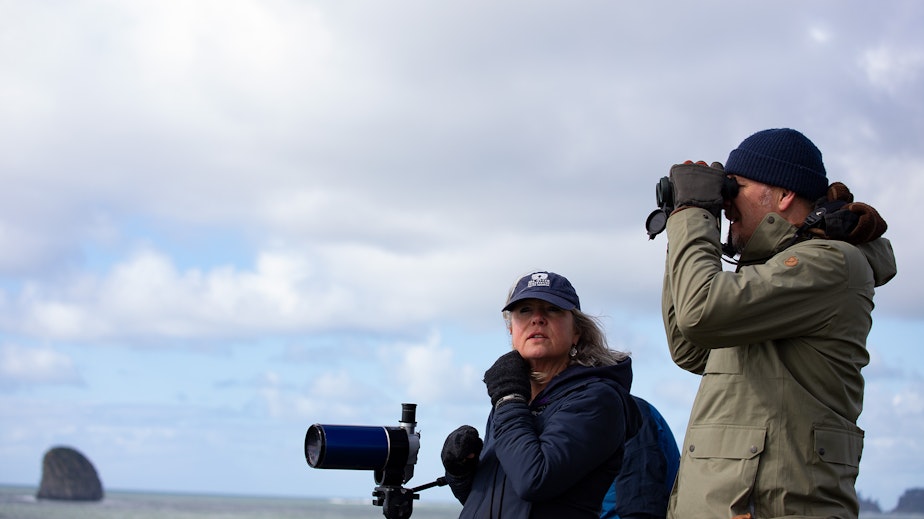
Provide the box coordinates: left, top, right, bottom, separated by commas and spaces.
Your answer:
725, 128, 829, 200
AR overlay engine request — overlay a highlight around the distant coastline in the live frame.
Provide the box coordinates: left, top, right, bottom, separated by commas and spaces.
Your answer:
863, 488, 924, 516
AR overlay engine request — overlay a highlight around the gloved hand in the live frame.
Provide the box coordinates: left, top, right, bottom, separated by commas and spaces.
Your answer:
483, 350, 531, 407
669, 161, 732, 218
441, 425, 483, 477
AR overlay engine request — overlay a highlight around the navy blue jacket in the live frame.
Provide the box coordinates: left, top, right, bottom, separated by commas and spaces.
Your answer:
448, 359, 641, 518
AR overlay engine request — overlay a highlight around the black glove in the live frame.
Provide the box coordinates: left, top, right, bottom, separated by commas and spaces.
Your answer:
441, 425, 483, 477
669, 161, 733, 217
483, 350, 531, 407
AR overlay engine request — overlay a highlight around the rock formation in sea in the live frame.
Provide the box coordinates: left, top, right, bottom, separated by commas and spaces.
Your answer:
36, 446, 104, 501
893, 487, 924, 513
858, 493, 881, 513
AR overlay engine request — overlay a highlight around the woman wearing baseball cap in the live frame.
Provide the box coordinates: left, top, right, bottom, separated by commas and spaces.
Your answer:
441, 271, 641, 518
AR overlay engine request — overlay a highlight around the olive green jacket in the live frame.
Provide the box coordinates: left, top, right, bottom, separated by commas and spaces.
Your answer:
662, 208, 897, 519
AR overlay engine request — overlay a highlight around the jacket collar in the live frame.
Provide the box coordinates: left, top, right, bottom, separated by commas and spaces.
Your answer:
738, 212, 897, 288
533, 358, 634, 407
738, 212, 799, 266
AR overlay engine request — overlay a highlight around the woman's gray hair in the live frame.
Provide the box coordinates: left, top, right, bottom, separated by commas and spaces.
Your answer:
569, 309, 629, 367
502, 307, 629, 368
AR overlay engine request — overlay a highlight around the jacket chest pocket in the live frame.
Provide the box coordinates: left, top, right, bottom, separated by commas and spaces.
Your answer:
675, 425, 766, 516
704, 347, 744, 375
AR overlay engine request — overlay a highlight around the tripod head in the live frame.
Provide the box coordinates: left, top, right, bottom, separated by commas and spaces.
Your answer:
373, 477, 446, 519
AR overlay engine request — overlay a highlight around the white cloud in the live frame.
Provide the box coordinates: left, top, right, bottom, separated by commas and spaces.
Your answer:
259, 367, 383, 424
9, 247, 352, 340
389, 332, 481, 405
891, 388, 924, 414
1, 222, 672, 343
809, 25, 833, 44
859, 44, 924, 95
0, 343, 82, 388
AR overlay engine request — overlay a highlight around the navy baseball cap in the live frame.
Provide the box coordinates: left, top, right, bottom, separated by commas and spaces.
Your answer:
502, 271, 581, 312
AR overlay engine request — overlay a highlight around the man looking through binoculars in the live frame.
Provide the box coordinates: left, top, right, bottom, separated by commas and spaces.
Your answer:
659, 128, 896, 519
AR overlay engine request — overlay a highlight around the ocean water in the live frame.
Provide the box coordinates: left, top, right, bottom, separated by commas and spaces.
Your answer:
4, 486, 923, 519
0, 486, 462, 519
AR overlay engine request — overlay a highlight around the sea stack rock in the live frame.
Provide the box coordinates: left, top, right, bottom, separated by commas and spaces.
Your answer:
36, 446, 104, 501
894, 488, 924, 513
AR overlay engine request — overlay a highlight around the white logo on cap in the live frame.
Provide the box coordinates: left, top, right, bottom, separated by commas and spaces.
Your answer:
527, 272, 551, 288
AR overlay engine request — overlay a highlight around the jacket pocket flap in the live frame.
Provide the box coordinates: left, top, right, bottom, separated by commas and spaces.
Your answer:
687, 425, 766, 460
813, 426, 863, 466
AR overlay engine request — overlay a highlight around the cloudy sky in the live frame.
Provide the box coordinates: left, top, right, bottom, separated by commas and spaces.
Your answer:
1, 0, 922, 511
